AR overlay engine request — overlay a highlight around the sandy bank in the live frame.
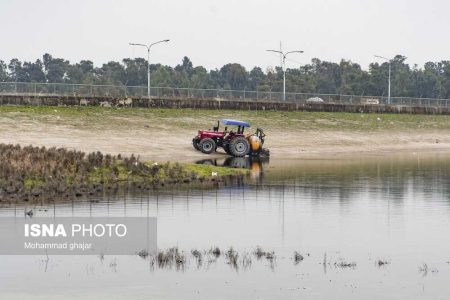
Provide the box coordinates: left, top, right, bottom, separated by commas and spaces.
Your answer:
0, 107, 449, 162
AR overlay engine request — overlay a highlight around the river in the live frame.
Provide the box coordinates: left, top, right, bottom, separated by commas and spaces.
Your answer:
1, 153, 450, 299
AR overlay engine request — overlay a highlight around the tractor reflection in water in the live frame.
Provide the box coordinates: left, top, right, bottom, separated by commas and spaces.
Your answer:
192, 119, 269, 157
196, 156, 269, 181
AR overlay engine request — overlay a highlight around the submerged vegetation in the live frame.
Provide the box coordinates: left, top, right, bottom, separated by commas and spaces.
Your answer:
0, 143, 246, 202
138, 246, 411, 273
146, 246, 278, 271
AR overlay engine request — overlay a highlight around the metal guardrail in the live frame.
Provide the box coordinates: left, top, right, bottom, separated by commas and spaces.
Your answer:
1, 81, 450, 107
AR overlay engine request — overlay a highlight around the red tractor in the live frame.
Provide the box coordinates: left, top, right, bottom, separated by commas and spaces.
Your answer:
192, 119, 267, 157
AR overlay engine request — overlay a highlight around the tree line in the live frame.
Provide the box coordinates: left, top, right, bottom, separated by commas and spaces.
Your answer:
1, 53, 450, 98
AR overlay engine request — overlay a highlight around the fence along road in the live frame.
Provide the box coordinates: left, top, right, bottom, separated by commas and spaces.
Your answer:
1, 81, 450, 108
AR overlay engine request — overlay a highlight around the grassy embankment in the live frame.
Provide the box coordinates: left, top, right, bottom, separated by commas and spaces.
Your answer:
1, 105, 450, 131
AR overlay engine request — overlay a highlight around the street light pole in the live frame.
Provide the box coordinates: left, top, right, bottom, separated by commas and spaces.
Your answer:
374, 55, 392, 105
129, 39, 170, 97
388, 62, 391, 105
267, 49, 303, 101
147, 47, 150, 97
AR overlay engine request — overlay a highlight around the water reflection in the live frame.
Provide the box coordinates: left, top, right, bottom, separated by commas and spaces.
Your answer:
196, 156, 270, 181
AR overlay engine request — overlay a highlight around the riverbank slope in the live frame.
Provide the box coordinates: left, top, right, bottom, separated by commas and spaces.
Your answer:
0, 106, 449, 161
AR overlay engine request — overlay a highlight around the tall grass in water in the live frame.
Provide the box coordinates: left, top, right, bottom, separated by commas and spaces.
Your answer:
0, 143, 198, 201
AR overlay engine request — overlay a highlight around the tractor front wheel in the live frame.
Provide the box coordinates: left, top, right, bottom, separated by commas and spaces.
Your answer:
199, 138, 216, 154
229, 137, 250, 157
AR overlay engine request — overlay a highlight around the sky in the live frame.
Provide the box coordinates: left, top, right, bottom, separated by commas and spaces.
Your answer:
0, 0, 449, 71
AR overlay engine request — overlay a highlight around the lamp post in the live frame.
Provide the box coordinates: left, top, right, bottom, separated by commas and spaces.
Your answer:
129, 39, 170, 97
374, 55, 393, 105
267, 49, 303, 101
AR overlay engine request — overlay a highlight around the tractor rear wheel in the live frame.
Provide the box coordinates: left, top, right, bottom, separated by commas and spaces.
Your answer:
229, 137, 250, 157
199, 138, 216, 154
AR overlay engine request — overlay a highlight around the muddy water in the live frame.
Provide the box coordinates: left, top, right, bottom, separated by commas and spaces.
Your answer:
1, 153, 450, 299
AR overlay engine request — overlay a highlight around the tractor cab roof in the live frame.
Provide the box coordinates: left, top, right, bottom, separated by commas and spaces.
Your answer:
220, 119, 250, 127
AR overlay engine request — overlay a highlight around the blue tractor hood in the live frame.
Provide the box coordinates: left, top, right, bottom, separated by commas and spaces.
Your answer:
220, 119, 251, 127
